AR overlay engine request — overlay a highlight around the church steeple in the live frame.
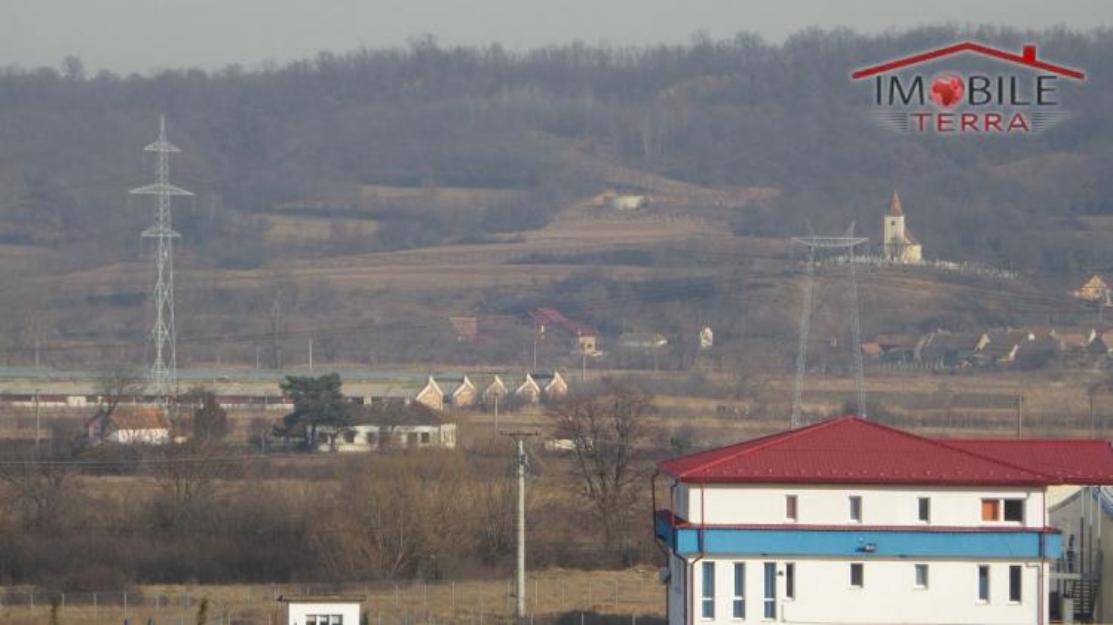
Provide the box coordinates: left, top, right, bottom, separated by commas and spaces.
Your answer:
889, 190, 904, 217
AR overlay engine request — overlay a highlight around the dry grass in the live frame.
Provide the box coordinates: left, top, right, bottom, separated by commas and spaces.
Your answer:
0, 567, 663, 625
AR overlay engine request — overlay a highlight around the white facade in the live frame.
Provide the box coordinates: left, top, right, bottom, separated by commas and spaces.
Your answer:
105, 427, 171, 445
314, 423, 456, 452
676, 557, 1047, 625
674, 483, 1047, 528
284, 600, 361, 625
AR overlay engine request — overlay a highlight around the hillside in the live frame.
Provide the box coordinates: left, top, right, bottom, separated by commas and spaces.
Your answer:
0, 26, 1111, 370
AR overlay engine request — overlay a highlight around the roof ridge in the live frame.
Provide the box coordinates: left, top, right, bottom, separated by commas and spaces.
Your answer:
674, 416, 853, 479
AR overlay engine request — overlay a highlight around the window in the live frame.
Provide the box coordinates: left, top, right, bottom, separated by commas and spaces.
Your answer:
733, 563, 746, 619
343, 430, 356, 443
784, 563, 795, 600
702, 562, 715, 619
1008, 566, 1022, 603
978, 565, 990, 602
981, 499, 1000, 521
763, 562, 776, 619
850, 563, 864, 588
785, 495, 798, 521
849, 496, 862, 522
1003, 499, 1024, 523
918, 497, 931, 522
420, 431, 431, 444
914, 564, 929, 589
305, 617, 343, 625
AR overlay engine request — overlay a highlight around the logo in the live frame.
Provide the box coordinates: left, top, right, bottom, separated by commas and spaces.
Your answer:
852, 42, 1085, 135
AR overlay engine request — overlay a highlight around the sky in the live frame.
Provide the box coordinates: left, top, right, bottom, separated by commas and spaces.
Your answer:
3, 0, 1113, 75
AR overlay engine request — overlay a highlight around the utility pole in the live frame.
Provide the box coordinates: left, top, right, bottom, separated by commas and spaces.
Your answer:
129, 115, 192, 404
1016, 394, 1024, 439
493, 392, 500, 434
500, 430, 539, 621
308, 338, 314, 371
581, 349, 587, 383
33, 388, 40, 457
531, 322, 538, 372
1090, 387, 1097, 439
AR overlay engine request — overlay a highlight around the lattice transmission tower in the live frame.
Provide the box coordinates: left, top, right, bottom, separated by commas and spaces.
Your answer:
130, 115, 193, 401
790, 225, 869, 427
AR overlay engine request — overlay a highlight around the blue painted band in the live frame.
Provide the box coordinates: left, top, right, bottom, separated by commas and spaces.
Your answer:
660, 525, 1061, 560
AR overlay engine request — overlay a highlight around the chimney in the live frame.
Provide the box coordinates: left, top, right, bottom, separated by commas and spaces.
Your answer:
1022, 45, 1037, 62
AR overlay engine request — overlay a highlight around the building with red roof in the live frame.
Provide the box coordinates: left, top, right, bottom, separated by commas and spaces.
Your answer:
654, 416, 1113, 625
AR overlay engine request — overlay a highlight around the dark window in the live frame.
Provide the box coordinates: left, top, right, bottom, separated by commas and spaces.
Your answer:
732, 563, 745, 619
1008, 565, 1022, 602
1003, 499, 1024, 522
701, 561, 715, 619
918, 497, 931, 522
763, 562, 776, 619
849, 496, 862, 522
978, 565, 990, 601
785, 563, 795, 599
915, 564, 929, 588
420, 431, 431, 444
785, 495, 798, 521
850, 563, 864, 588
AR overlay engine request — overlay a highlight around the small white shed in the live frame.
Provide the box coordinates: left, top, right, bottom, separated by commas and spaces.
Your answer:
279, 596, 362, 625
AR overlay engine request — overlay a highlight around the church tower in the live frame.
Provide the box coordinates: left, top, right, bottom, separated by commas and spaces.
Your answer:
882, 190, 922, 263
883, 190, 906, 260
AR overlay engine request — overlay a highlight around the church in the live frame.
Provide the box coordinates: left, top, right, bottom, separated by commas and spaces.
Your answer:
882, 190, 923, 263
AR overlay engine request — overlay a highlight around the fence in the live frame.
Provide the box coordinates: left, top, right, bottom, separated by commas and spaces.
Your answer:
0, 568, 664, 625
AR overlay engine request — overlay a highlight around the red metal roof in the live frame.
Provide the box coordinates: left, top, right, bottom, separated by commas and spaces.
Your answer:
658, 416, 1113, 486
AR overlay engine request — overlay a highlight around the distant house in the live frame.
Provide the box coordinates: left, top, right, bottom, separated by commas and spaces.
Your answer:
607, 193, 649, 211
86, 405, 171, 445
871, 333, 923, 364
533, 371, 569, 399
532, 307, 599, 354
1073, 274, 1110, 302
515, 373, 542, 404
441, 375, 478, 408
480, 375, 509, 403
919, 331, 982, 368
312, 403, 456, 452
278, 595, 361, 625
414, 377, 444, 411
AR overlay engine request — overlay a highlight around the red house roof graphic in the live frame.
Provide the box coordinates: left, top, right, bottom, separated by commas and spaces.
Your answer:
852, 42, 1085, 81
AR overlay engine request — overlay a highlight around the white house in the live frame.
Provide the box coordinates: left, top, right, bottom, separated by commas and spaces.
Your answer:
312, 402, 456, 452
279, 596, 361, 625
654, 417, 1113, 625
86, 405, 171, 445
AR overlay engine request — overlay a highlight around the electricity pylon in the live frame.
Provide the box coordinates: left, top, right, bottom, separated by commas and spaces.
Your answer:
790, 226, 869, 426
130, 115, 193, 402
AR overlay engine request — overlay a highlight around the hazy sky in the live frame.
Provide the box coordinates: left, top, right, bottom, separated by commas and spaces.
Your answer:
4, 0, 1113, 75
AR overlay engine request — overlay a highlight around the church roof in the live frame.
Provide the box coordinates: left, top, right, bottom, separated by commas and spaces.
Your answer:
888, 190, 904, 217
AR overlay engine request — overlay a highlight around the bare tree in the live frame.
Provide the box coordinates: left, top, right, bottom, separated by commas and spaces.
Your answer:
95, 363, 146, 418
551, 381, 650, 550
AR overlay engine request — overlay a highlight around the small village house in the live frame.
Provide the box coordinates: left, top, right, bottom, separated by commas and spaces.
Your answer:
278, 596, 361, 625
312, 402, 456, 452
414, 376, 444, 411
1072, 274, 1110, 303
86, 404, 171, 445
655, 417, 1113, 625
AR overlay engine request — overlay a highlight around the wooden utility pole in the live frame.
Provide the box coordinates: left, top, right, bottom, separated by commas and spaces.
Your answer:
1015, 394, 1024, 439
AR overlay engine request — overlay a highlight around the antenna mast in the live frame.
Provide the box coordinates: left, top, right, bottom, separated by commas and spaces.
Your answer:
130, 115, 193, 401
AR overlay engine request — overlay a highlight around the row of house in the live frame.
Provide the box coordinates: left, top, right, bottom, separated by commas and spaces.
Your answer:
861, 326, 1113, 369
413, 371, 568, 411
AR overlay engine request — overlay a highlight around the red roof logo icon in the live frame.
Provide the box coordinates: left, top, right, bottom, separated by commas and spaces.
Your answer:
852, 41, 1085, 81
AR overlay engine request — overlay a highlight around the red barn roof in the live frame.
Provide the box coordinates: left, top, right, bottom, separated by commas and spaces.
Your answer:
658, 416, 1113, 486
